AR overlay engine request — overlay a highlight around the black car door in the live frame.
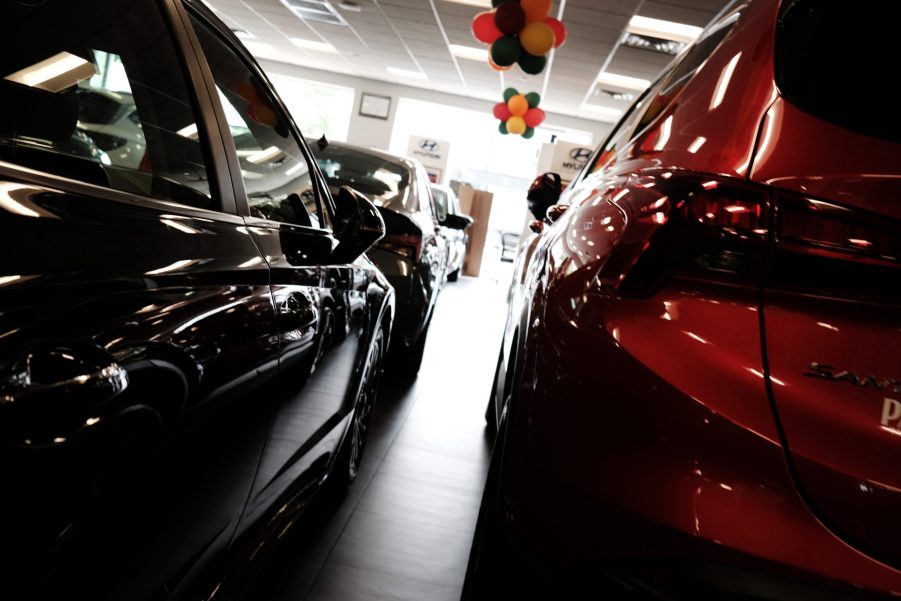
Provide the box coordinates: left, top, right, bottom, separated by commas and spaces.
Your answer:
0, 1, 277, 599
183, 7, 371, 526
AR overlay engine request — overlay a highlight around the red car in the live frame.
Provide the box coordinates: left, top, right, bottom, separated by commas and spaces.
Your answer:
466, 0, 901, 599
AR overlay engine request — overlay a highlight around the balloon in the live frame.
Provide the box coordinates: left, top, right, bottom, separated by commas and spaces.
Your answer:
525, 92, 541, 108
517, 49, 547, 75
523, 127, 535, 139
519, 21, 555, 56
507, 116, 527, 135
508, 94, 529, 117
493, 102, 513, 121
491, 36, 521, 67
520, 0, 552, 23
503, 87, 519, 102
545, 17, 567, 48
494, 2, 526, 36
472, 11, 502, 44
488, 56, 512, 71
524, 107, 545, 128
499, 121, 509, 135
491, 0, 505, 6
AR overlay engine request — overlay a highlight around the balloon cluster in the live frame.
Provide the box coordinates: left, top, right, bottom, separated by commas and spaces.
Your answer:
471, 0, 567, 75
494, 88, 545, 138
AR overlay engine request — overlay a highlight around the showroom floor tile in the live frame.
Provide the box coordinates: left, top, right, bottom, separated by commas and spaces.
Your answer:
245, 266, 510, 601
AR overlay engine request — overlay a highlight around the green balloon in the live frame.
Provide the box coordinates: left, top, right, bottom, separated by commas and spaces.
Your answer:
491, 36, 521, 68
525, 92, 541, 108
522, 127, 535, 139
499, 121, 509, 135
491, 0, 517, 6
517, 50, 547, 75
503, 87, 519, 102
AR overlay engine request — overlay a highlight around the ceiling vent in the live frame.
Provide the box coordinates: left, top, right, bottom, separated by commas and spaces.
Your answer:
280, 0, 347, 26
622, 32, 685, 55
595, 88, 635, 102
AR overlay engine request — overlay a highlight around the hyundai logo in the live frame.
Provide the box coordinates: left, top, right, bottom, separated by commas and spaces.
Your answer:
570, 147, 593, 161
419, 140, 439, 152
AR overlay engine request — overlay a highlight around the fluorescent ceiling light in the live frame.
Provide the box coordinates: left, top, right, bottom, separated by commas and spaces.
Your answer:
4, 51, 96, 93
580, 103, 624, 121
242, 41, 276, 57
449, 44, 489, 61
291, 38, 338, 54
387, 67, 428, 80
627, 15, 703, 44
595, 72, 650, 91
177, 123, 199, 139
246, 146, 282, 164
442, 0, 491, 7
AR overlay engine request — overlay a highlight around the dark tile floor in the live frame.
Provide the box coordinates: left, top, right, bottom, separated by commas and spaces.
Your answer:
246, 266, 511, 601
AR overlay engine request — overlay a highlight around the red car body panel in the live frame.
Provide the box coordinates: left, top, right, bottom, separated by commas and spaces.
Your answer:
490, 0, 901, 596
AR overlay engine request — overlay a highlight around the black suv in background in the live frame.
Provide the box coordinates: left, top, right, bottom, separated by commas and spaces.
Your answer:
312, 141, 471, 375
0, 1, 393, 599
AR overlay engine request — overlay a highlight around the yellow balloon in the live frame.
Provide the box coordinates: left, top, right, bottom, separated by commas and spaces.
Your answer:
508, 94, 529, 117
519, 22, 555, 56
521, 0, 552, 22
507, 116, 527, 135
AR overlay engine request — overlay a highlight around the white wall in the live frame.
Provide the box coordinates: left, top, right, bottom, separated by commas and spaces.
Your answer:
258, 58, 612, 152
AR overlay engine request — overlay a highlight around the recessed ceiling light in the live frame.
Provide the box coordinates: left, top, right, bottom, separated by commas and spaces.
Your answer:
622, 32, 685, 55
627, 15, 703, 44
595, 72, 650, 91
449, 44, 489, 61
442, 0, 491, 7
280, 0, 347, 26
387, 67, 428, 80
291, 38, 338, 53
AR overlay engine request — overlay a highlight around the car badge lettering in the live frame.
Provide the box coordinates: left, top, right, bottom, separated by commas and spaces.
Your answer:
804, 362, 901, 394
881, 397, 901, 433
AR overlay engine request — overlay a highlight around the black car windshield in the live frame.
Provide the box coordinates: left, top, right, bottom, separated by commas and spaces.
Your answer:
314, 145, 414, 212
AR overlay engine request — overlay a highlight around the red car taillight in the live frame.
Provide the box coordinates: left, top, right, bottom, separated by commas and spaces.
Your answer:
593, 172, 770, 296
377, 233, 423, 262
769, 195, 901, 302
590, 171, 901, 301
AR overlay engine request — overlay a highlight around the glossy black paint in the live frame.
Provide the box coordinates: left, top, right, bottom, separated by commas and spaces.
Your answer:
0, 1, 393, 599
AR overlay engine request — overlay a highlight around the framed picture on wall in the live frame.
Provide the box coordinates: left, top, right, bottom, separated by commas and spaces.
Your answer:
359, 93, 391, 120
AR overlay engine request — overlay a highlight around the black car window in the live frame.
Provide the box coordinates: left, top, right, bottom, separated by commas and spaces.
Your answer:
431, 187, 449, 222
189, 15, 324, 229
777, 0, 901, 144
0, 0, 216, 210
313, 145, 416, 213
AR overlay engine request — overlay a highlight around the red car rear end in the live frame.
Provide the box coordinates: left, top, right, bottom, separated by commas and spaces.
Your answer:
466, 0, 901, 598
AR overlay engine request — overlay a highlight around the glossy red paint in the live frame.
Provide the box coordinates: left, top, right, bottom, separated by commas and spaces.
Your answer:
470, 0, 901, 597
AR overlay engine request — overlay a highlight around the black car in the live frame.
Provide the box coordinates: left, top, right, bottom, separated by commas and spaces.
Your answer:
0, 1, 393, 599
312, 141, 470, 375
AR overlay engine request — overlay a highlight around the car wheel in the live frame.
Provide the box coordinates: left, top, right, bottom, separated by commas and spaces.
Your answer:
484, 350, 502, 436
335, 327, 384, 486
447, 267, 459, 282
387, 317, 431, 378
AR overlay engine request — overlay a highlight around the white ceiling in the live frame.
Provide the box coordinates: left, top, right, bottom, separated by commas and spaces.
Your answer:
202, 0, 731, 123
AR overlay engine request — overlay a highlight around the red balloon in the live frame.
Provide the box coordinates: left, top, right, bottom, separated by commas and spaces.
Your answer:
545, 17, 567, 48
494, 1, 526, 36
472, 11, 502, 44
524, 107, 545, 128
493, 102, 513, 121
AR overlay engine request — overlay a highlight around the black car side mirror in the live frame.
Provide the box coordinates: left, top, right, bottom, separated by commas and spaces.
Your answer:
331, 186, 385, 264
527, 172, 563, 220
441, 213, 473, 231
